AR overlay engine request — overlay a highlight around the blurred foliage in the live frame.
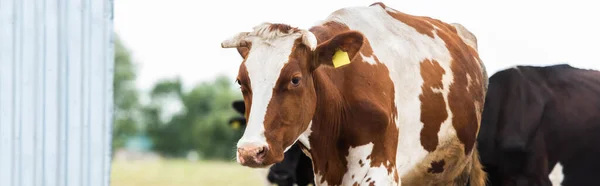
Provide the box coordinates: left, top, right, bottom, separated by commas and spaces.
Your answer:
144, 76, 242, 159
113, 35, 141, 151
113, 34, 243, 160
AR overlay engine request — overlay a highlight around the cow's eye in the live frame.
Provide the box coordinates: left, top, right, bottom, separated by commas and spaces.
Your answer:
291, 77, 301, 86
235, 79, 241, 85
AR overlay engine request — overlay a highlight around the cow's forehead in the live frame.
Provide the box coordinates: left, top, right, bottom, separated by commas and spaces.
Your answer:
234, 22, 315, 82
244, 35, 301, 85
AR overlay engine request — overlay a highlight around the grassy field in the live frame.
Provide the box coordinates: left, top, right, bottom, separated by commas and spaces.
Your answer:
111, 159, 266, 186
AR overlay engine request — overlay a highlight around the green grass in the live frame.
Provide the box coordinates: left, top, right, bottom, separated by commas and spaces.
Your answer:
111, 159, 266, 186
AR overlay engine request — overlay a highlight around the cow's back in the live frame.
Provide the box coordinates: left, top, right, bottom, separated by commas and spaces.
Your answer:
539, 66, 600, 186
322, 3, 486, 185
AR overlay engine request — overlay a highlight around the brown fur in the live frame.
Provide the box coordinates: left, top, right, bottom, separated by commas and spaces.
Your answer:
307, 21, 400, 185
419, 59, 449, 152
268, 23, 300, 34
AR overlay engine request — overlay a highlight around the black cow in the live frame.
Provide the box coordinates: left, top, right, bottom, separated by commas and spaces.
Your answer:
477, 64, 600, 186
228, 100, 315, 186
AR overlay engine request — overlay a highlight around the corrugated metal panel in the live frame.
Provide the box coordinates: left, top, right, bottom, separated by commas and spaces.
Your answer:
0, 0, 114, 185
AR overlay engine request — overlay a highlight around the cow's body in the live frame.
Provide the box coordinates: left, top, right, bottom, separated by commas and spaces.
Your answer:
221, 2, 487, 186
478, 64, 600, 186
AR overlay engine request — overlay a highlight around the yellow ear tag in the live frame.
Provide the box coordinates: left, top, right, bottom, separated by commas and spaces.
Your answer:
231, 121, 240, 130
332, 49, 350, 68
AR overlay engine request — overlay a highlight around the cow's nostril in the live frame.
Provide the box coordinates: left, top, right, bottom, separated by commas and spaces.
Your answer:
256, 146, 267, 158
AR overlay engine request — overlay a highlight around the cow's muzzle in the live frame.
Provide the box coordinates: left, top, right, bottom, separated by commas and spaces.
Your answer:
237, 144, 268, 167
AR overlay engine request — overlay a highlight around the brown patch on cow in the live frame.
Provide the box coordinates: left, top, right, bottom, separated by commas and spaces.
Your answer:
427, 159, 446, 173
419, 59, 448, 152
366, 178, 371, 182
236, 46, 250, 59
375, 3, 457, 38
369, 181, 375, 186
306, 19, 399, 185
394, 168, 399, 183
237, 63, 252, 119
309, 21, 351, 44
439, 26, 485, 155
369, 2, 386, 8
268, 23, 300, 34
352, 182, 359, 186
352, 175, 355, 179
359, 160, 364, 167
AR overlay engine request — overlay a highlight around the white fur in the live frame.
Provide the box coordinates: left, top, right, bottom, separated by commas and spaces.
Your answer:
302, 30, 318, 51
298, 121, 313, 149
221, 32, 250, 48
360, 52, 377, 65
339, 143, 397, 186
450, 23, 478, 50
283, 121, 313, 153
549, 162, 564, 186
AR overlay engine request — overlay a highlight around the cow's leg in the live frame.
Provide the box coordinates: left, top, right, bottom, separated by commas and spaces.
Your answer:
528, 133, 553, 186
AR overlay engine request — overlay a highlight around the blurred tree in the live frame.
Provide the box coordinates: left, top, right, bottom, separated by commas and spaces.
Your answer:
144, 75, 243, 160
112, 35, 141, 152
112, 33, 243, 160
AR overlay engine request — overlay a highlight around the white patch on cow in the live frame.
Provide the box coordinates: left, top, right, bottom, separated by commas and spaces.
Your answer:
341, 143, 396, 185
549, 162, 564, 186
298, 121, 313, 150
321, 4, 467, 179
360, 52, 377, 65
315, 173, 329, 186
451, 23, 478, 50
301, 29, 318, 51
282, 121, 313, 154
466, 74, 472, 91
236, 23, 303, 150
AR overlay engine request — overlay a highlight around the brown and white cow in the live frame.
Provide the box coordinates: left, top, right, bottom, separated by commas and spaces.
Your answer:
221, 2, 488, 186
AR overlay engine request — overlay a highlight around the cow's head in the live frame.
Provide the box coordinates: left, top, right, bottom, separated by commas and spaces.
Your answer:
221, 22, 364, 167
228, 100, 247, 130
479, 67, 552, 185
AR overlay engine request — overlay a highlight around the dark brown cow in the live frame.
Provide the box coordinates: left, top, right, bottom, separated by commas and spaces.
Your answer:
221, 2, 488, 185
478, 64, 600, 186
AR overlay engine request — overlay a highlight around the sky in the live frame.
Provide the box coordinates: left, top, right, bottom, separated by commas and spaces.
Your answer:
114, 0, 600, 92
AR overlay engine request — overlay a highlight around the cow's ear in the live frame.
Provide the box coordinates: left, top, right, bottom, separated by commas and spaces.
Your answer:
237, 47, 250, 59
228, 116, 247, 130
232, 100, 245, 115
312, 31, 364, 70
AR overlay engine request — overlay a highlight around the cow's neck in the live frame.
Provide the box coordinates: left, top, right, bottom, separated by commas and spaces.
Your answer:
303, 22, 400, 185
307, 69, 349, 185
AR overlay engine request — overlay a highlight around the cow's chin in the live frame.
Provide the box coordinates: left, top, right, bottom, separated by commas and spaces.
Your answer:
242, 162, 272, 168
240, 152, 284, 168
